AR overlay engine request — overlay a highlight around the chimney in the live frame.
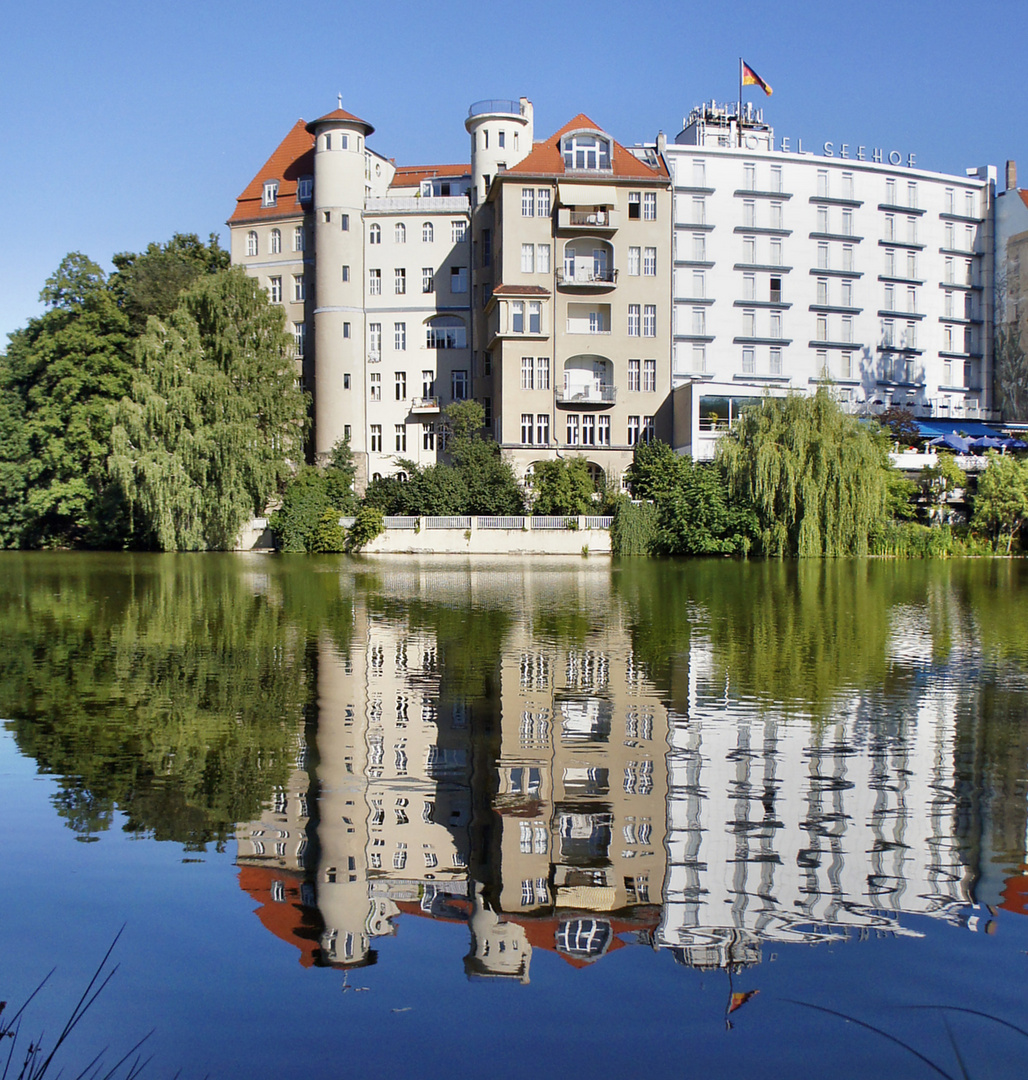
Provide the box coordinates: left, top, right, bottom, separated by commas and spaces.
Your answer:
1007, 160, 1017, 191
656, 131, 667, 154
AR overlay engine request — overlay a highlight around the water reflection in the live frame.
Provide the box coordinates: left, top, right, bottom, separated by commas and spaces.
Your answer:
3, 554, 1028, 988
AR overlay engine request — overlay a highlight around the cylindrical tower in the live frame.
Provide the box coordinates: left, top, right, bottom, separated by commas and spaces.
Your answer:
306, 104, 375, 465
464, 97, 533, 206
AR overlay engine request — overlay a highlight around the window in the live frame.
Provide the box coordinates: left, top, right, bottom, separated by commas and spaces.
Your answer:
293, 226, 304, 252
537, 189, 551, 216
426, 318, 467, 349
742, 310, 756, 337
885, 249, 897, 276
422, 267, 434, 293
965, 224, 975, 252
770, 239, 783, 266
343, 322, 350, 339
841, 316, 853, 343
422, 370, 434, 398
451, 370, 468, 399
816, 315, 828, 341
842, 245, 854, 272
643, 359, 656, 392
340, 213, 349, 230
840, 351, 852, 378
907, 181, 918, 209
966, 190, 976, 217
744, 163, 756, 191
369, 323, 382, 355
521, 356, 534, 390
817, 278, 828, 305
694, 159, 707, 185
692, 344, 706, 372
905, 321, 917, 349
369, 269, 381, 294
293, 275, 305, 302
628, 246, 640, 275
522, 244, 535, 273
394, 323, 406, 352
423, 423, 435, 450
370, 425, 382, 452
884, 283, 895, 310
562, 133, 611, 170
944, 290, 955, 317
883, 319, 895, 347
742, 347, 755, 373
536, 356, 550, 389
907, 217, 918, 244
817, 206, 829, 233
906, 251, 917, 278
906, 287, 917, 313
945, 222, 956, 249
744, 199, 756, 227
537, 243, 551, 273
770, 164, 782, 193
370, 372, 381, 400
840, 280, 853, 307
692, 270, 706, 298
817, 170, 829, 198
451, 220, 467, 243
741, 273, 755, 301
842, 209, 853, 236
643, 305, 656, 337
450, 266, 468, 293
395, 425, 406, 452
512, 302, 524, 333
582, 414, 595, 445
770, 276, 783, 303
269, 277, 282, 303
395, 268, 406, 295
521, 413, 534, 443
566, 414, 580, 445
770, 202, 783, 229
628, 304, 640, 336
343, 373, 351, 389
342, 265, 350, 282
246, 231, 257, 257
597, 414, 610, 445
522, 188, 535, 217
297, 178, 312, 201
744, 237, 756, 264
262, 180, 278, 207
537, 414, 550, 444
944, 325, 954, 351
270, 229, 281, 254
628, 415, 640, 445
770, 312, 782, 339
628, 191, 641, 219
691, 196, 706, 224
841, 172, 854, 199
395, 223, 406, 244
642, 416, 654, 443
693, 233, 707, 261
482, 229, 492, 266
643, 247, 656, 276
692, 307, 706, 335
422, 221, 434, 243
369, 224, 381, 244
292, 322, 306, 358
628, 358, 641, 391
770, 347, 782, 375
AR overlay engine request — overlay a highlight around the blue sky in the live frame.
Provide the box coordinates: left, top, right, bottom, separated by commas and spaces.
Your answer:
1, 0, 1023, 343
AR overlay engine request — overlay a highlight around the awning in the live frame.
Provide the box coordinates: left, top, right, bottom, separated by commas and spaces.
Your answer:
558, 183, 617, 207
915, 420, 1002, 439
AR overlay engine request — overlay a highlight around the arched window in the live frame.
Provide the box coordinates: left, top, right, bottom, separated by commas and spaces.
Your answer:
425, 315, 467, 349
270, 228, 281, 254
560, 132, 612, 171
422, 221, 434, 243
395, 223, 406, 244
369, 224, 381, 244
246, 231, 258, 257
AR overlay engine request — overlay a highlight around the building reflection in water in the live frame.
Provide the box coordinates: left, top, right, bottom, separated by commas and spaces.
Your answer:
234, 566, 1024, 982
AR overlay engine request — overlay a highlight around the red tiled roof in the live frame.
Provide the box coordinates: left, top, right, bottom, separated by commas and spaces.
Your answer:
1020, 190, 1028, 211
237, 865, 321, 968
490, 284, 552, 296
305, 106, 374, 136
228, 120, 314, 225
391, 163, 471, 188
504, 113, 668, 181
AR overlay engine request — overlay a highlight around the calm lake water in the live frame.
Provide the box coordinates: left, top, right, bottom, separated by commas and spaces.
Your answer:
2, 552, 1028, 1079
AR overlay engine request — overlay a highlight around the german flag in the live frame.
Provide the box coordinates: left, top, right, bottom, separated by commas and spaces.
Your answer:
742, 62, 772, 96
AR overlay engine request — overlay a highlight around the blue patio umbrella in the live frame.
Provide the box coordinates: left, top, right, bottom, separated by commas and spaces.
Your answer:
1002, 438, 1028, 450
928, 433, 971, 453
970, 436, 1006, 451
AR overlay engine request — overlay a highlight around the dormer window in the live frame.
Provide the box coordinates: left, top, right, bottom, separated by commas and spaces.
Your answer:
561, 133, 611, 171
297, 178, 313, 202
262, 181, 279, 207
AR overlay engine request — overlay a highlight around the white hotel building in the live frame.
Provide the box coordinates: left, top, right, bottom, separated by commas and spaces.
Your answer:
661, 102, 996, 460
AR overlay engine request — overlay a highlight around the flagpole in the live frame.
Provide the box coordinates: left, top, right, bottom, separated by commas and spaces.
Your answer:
738, 57, 743, 147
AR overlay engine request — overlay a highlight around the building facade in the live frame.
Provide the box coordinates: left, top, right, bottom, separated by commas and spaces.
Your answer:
230, 95, 1008, 489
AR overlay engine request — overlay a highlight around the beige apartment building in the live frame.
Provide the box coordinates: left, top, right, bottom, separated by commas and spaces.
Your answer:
467, 102, 673, 486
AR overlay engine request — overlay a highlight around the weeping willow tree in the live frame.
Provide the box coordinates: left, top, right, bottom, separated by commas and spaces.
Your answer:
109, 268, 309, 549
717, 388, 891, 556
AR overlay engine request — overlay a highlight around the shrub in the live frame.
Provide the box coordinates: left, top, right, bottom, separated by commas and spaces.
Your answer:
346, 505, 384, 552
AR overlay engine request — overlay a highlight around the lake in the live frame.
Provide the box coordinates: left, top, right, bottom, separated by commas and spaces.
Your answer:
2, 552, 1027, 1079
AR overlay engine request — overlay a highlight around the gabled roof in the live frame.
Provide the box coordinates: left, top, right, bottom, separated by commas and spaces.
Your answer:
228, 119, 314, 225
503, 113, 668, 181
305, 106, 374, 136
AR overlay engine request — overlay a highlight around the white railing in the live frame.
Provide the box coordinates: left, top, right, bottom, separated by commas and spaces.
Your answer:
583, 516, 613, 529
424, 516, 472, 529
382, 516, 419, 529
344, 515, 614, 532
531, 516, 576, 529
364, 196, 470, 212
479, 516, 526, 529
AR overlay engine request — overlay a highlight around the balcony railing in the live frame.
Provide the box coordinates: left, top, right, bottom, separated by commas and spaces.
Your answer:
468, 99, 525, 118
558, 208, 620, 230
556, 384, 617, 404
410, 396, 440, 412
557, 267, 618, 287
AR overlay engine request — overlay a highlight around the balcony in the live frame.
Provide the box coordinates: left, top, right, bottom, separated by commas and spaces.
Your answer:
556, 383, 616, 406
410, 396, 440, 413
556, 266, 618, 288
557, 207, 620, 231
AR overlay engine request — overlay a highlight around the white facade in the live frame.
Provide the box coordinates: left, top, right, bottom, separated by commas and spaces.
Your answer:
661, 102, 996, 459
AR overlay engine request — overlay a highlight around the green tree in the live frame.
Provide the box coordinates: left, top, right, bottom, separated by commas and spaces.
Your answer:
973, 452, 1028, 553
270, 437, 358, 552
717, 388, 891, 556
444, 400, 524, 515
653, 459, 758, 556
109, 268, 308, 550
529, 457, 595, 515
0, 253, 134, 548
110, 232, 230, 334
919, 453, 967, 524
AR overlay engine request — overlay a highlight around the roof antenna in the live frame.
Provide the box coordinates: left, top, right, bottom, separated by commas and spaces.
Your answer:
337, 92, 343, 109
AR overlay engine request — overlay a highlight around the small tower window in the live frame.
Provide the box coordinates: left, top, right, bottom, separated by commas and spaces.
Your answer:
262, 181, 278, 207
